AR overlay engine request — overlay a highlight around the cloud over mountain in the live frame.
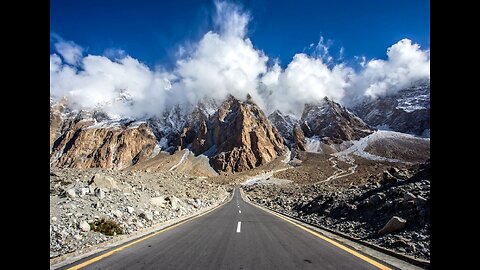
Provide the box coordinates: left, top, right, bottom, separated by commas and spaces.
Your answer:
50, 1, 430, 118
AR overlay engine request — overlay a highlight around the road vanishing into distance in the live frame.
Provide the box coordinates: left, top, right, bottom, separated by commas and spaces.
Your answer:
59, 188, 397, 270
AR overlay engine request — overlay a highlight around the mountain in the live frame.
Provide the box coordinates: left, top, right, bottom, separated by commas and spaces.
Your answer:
50, 95, 286, 173
352, 82, 430, 137
49, 104, 158, 170
300, 97, 374, 144
268, 110, 297, 143
184, 95, 286, 173
268, 110, 306, 152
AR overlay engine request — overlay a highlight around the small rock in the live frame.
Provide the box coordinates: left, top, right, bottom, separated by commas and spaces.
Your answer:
378, 216, 407, 234
66, 189, 77, 198
95, 188, 105, 199
415, 196, 428, 204
78, 187, 90, 197
79, 221, 90, 232
112, 209, 123, 218
74, 234, 82, 240
404, 192, 416, 201
51, 216, 57, 222
127, 207, 134, 214
140, 211, 153, 221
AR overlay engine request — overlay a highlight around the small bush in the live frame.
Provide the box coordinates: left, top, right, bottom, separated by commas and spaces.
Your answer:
90, 219, 123, 236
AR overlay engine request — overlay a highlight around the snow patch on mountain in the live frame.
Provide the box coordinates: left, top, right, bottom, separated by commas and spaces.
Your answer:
334, 130, 429, 162
305, 136, 323, 152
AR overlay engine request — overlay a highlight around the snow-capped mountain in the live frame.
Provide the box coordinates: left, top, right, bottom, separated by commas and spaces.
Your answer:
352, 82, 430, 137
300, 97, 374, 144
50, 95, 286, 173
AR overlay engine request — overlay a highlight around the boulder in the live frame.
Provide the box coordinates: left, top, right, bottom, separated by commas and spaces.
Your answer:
368, 193, 384, 205
89, 174, 118, 190
378, 216, 406, 234
79, 221, 90, 232
382, 171, 398, 183
78, 187, 90, 197
127, 207, 135, 214
150, 196, 168, 207
66, 189, 76, 198
415, 196, 428, 204
167, 196, 183, 210
140, 211, 153, 221
95, 188, 105, 199
112, 209, 123, 218
404, 192, 416, 201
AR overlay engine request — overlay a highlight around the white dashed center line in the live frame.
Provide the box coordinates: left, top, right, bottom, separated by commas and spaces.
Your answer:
239, 210, 241, 214
236, 221, 241, 233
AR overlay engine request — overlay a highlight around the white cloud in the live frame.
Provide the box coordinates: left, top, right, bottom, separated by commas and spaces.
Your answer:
345, 39, 430, 104
54, 40, 83, 65
50, 0, 267, 118
263, 53, 353, 115
50, 1, 430, 120
50, 52, 171, 118
213, 0, 250, 38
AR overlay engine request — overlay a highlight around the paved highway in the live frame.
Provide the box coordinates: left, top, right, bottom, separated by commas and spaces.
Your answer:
59, 188, 397, 270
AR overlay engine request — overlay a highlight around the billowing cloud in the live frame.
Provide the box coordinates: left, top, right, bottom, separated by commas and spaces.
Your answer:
345, 39, 430, 104
50, 1, 430, 119
262, 53, 353, 115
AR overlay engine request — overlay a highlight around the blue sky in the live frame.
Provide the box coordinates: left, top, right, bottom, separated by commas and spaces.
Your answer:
50, 0, 430, 118
50, 0, 429, 68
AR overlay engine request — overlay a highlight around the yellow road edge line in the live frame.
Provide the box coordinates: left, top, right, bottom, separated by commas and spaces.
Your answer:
250, 202, 392, 270
67, 203, 222, 270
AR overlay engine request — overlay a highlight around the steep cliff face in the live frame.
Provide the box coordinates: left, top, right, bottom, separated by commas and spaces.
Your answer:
177, 99, 218, 154
268, 110, 306, 153
292, 125, 306, 151
184, 95, 285, 173
268, 110, 297, 143
50, 100, 158, 170
300, 97, 374, 144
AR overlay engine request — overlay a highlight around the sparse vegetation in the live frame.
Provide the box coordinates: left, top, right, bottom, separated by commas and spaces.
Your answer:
90, 219, 123, 236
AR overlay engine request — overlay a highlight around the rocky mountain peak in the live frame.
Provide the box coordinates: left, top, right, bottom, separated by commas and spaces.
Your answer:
268, 110, 305, 152
300, 97, 374, 143
186, 95, 286, 173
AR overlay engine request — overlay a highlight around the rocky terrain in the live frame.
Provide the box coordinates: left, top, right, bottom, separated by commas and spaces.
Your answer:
243, 160, 430, 260
352, 82, 430, 137
50, 168, 229, 259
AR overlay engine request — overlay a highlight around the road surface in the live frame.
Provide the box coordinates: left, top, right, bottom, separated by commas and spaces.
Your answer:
59, 188, 397, 270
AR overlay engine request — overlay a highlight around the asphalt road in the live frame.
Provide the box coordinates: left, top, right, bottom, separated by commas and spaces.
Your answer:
59, 188, 397, 270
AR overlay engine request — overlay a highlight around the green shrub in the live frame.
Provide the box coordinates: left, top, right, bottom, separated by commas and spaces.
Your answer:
90, 218, 123, 236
